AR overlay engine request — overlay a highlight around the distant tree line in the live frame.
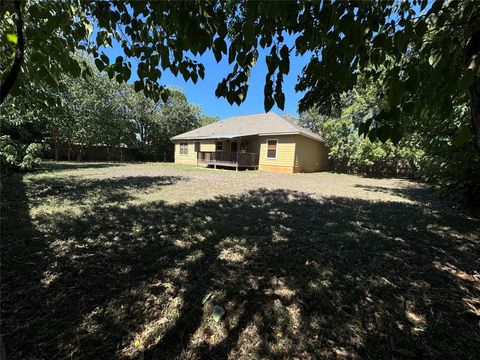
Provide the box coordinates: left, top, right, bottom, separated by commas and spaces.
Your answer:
0, 57, 218, 172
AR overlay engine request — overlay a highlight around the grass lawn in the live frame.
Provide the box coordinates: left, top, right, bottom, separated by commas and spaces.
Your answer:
1, 162, 479, 359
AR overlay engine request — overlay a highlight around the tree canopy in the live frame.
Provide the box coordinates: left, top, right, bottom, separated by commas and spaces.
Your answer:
1, 1, 479, 148
0, 54, 215, 167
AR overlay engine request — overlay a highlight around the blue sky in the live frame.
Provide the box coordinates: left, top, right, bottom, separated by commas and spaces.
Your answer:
101, 37, 311, 120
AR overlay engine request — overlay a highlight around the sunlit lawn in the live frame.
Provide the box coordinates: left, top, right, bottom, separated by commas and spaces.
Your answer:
1, 162, 479, 359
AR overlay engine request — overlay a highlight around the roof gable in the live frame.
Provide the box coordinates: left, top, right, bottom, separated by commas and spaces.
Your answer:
171, 112, 324, 143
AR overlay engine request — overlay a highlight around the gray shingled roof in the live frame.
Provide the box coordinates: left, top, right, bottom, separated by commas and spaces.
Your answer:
171, 112, 325, 143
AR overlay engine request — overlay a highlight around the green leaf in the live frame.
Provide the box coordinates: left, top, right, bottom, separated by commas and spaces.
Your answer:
428, 50, 442, 68
390, 124, 403, 145
264, 94, 274, 112
191, 71, 198, 84
215, 81, 227, 97
212, 305, 225, 322
161, 90, 169, 103
228, 43, 236, 64
274, 91, 285, 110
213, 37, 226, 63
458, 68, 474, 91
134, 80, 143, 92
6, 33, 17, 45
69, 59, 81, 77
161, 49, 170, 69
214, 37, 227, 54
454, 126, 472, 147
358, 118, 372, 137
213, 48, 222, 63
376, 125, 391, 143
295, 35, 306, 54
94, 58, 104, 71
100, 54, 110, 65
388, 78, 405, 106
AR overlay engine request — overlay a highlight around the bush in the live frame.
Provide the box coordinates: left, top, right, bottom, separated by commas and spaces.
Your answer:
0, 135, 45, 174
316, 117, 420, 177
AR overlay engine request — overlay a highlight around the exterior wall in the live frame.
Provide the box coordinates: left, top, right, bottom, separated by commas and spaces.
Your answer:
174, 141, 197, 165
293, 135, 329, 172
174, 140, 217, 165
173, 137, 259, 166
174, 135, 329, 173
258, 135, 296, 173
200, 140, 216, 152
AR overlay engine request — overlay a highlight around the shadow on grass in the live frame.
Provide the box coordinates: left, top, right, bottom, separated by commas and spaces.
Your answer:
38, 161, 127, 173
354, 183, 433, 203
29, 175, 184, 204
1, 174, 479, 359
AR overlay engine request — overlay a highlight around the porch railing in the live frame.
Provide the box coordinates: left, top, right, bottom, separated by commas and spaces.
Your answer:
197, 151, 259, 168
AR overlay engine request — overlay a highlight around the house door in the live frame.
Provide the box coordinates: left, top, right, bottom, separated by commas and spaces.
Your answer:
230, 141, 238, 152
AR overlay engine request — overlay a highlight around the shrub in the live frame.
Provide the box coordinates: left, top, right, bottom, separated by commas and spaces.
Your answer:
0, 135, 45, 174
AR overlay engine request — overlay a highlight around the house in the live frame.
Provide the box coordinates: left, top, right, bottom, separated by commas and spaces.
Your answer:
171, 112, 329, 173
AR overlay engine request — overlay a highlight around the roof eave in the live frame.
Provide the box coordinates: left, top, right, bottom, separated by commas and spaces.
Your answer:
259, 131, 325, 143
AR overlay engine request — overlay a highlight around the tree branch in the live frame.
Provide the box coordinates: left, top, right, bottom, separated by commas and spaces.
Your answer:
0, 0, 24, 104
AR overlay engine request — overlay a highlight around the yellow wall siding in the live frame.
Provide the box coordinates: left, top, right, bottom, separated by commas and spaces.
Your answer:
200, 140, 215, 152
174, 141, 197, 165
173, 135, 328, 172
294, 135, 329, 172
258, 135, 296, 169
173, 139, 235, 165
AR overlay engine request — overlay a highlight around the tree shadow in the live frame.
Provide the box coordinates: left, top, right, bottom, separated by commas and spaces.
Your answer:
354, 183, 433, 203
28, 175, 185, 204
38, 161, 127, 173
1, 179, 479, 359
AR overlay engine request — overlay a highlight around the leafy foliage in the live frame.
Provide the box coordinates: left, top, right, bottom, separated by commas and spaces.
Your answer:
0, 55, 214, 164
2, 1, 479, 146
0, 135, 44, 173
301, 76, 480, 203
299, 80, 419, 176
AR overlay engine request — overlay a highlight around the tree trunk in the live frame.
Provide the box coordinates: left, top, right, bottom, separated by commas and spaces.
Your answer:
0, 0, 24, 104
470, 81, 480, 152
54, 142, 59, 161
466, 28, 480, 154
67, 143, 71, 161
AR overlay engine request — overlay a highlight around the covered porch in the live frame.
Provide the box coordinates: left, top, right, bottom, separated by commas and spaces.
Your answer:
196, 135, 259, 170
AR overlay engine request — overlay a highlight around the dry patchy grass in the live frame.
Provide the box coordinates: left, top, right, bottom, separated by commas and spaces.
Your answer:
1, 162, 479, 359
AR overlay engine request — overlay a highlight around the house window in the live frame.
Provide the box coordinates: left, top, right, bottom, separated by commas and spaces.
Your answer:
194, 141, 200, 152
266, 139, 277, 159
216, 141, 223, 151
179, 142, 188, 155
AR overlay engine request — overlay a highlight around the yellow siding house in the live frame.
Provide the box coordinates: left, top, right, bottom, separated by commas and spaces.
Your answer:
171, 112, 329, 173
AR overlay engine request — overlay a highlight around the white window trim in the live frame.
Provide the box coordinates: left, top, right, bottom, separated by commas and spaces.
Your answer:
179, 142, 189, 155
266, 138, 278, 159
216, 141, 223, 151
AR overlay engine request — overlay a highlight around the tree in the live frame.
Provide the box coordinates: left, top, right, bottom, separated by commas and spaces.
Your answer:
300, 79, 419, 176
124, 89, 158, 144
0, 0, 480, 145
152, 90, 204, 147
2, 1, 479, 150
199, 114, 220, 127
